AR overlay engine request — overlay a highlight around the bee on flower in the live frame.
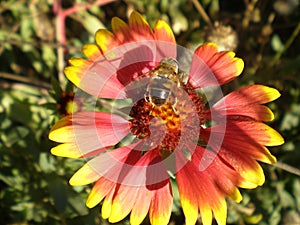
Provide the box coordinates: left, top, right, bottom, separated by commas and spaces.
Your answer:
49, 11, 284, 225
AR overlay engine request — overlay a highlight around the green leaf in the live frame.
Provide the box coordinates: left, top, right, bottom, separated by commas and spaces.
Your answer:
269, 205, 282, 225
67, 192, 89, 216
48, 176, 68, 212
39, 153, 56, 173
271, 34, 284, 52
293, 179, 300, 211
79, 11, 105, 34
20, 16, 34, 40
1, 126, 30, 148
282, 189, 296, 208
42, 45, 56, 70
280, 104, 300, 131
244, 213, 263, 224
51, 76, 63, 100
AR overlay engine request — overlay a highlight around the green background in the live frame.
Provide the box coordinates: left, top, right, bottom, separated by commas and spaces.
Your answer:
1, 0, 299, 224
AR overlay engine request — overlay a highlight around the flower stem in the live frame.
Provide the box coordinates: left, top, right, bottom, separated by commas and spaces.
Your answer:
274, 161, 300, 177
270, 22, 300, 67
191, 0, 212, 27
0, 72, 51, 89
52, 0, 115, 84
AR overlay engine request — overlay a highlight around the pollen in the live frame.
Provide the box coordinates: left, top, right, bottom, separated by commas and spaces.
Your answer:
129, 84, 206, 154
150, 104, 181, 130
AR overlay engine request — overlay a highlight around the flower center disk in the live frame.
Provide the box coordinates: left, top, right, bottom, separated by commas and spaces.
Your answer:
129, 83, 206, 155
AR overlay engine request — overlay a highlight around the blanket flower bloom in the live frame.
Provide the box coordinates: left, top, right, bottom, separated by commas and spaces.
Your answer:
49, 11, 284, 225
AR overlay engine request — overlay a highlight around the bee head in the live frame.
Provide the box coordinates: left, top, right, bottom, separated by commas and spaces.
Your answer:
159, 57, 179, 74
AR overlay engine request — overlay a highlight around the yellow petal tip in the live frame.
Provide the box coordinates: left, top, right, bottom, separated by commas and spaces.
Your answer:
235, 58, 244, 76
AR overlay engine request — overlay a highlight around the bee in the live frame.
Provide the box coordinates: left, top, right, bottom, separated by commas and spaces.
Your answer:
144, 57, 185, 112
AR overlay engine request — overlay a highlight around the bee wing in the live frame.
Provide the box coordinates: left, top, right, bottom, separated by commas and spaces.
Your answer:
177, 69, 188, 85
125, 73, 152, 102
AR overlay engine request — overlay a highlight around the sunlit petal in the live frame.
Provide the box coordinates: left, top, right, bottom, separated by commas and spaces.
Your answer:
189, 42, 244, 88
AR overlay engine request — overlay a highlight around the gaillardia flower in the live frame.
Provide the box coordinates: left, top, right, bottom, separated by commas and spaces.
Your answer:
49, 11, 284, 225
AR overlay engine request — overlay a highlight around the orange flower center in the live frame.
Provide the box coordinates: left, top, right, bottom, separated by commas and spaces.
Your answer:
150, 104, 181, 130
129, 83, 206, 155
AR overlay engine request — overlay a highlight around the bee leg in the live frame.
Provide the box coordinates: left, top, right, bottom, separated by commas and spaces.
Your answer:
172, 98, 179, 115
144, 92, 150, 103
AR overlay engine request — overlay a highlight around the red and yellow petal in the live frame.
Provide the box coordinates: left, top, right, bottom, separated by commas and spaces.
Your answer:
129, 11, 154, 41
86, 177, 115, 208
65, 58, 127, 98
176, 149, 233, 225
69, 144, 134, 186
149, 181, 173, 225
208, 160, 243, 203
69, 160, 102, 186
219, 150, 266, 188
109, 185, 140, 223
176, 164, 199, 225
82, 145, 172, 225
218, 84, 281, 106
177, 164, 227, 225
204, 121, 284, 148
228, 121, 284, 146
50, 142, 106, 158
49, 112, 130, 158
64, 58, 92, 88
112, 16, 132, 43
153, 19, 177, 59
154, 19, 176, 43
220, 131, 277, 164
130, 187, 152, 225
189, 42, 244, 88
212, 198, 227, 225
82, 43, 102, 61
49, 116, 72, 142
221, 105, 275, 122
201, 120, 282, 188
201, 121, 282, 168
102, 185, 116, 219
50, 143, 79, 158
95, 29, 118, 53
210, 85, 281, 121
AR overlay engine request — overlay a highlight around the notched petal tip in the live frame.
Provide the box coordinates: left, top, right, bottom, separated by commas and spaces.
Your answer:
190, 41, 245, 87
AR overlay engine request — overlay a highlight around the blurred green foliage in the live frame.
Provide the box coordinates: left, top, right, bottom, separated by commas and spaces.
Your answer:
0, 0, 300, 225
